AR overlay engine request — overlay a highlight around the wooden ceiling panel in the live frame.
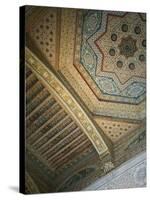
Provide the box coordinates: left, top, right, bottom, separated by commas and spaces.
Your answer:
24, 6, 146, 193
25, 63, 104, 189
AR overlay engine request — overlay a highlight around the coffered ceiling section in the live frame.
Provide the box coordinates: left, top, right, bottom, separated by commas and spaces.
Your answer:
78, 11, 146, 104
25, 6, 146, 193
25, 51, 111, 192
25, 64, 107, 168
60, 9, 146, 120
26, 7, 146, 120
26, 48, 109, 156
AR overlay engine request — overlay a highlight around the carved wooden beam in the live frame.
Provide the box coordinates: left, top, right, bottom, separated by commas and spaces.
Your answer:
25, 47, 110, 158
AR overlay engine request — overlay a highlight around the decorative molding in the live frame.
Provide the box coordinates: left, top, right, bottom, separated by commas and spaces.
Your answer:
25, 47, 109, 157
102, 161, 114, 173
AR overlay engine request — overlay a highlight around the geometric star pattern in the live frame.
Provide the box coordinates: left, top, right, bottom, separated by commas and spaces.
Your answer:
24, 6, 146, 193
76, 11, 146, 104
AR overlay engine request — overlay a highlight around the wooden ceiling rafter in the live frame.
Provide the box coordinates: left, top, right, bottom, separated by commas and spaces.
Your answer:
25, 47, 110, 158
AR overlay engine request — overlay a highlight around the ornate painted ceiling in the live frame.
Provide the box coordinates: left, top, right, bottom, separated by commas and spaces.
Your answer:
24, 6, 146, 193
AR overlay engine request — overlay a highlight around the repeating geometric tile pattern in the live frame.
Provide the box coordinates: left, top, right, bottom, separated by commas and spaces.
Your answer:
78, 10, 146, 104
